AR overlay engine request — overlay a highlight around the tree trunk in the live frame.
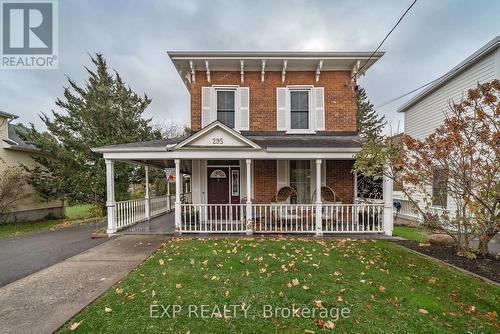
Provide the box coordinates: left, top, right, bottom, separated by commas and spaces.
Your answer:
478, 232, 495, 257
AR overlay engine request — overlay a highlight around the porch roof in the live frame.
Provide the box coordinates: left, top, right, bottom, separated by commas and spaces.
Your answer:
92, 131, 362, 153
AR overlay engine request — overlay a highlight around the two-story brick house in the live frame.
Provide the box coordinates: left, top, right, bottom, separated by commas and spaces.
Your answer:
94, 51, 393, 236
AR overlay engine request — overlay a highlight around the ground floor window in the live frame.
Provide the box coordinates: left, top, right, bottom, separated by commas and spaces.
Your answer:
289, 160, 311, 204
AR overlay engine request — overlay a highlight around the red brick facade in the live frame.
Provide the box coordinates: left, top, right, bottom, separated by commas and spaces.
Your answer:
190, 71, 356, 133
252, 160, 354, 204
253, 160, 277, 203
325, 160, 355, 203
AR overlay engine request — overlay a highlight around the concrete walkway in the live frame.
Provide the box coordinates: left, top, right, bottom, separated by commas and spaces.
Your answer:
0, 235, 166, 334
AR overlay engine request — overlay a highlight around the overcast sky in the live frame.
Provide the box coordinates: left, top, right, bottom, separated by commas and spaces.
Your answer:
1, 0, 499, 134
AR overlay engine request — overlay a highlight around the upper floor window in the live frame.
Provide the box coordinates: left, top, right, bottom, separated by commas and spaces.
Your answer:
216, 90, 235, 128
290, 90, 309, 130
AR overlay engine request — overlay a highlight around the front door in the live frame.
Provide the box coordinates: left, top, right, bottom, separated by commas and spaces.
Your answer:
208, 167, 230, 205
207, 166, 240, 221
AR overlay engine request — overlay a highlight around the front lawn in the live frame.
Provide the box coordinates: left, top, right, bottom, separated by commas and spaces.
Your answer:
59, 239, 499, 333
0, 204, 99, 237
393, 225, 429, 242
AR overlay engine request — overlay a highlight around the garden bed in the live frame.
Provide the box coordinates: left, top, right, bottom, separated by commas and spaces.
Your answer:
396, 240, 500, 283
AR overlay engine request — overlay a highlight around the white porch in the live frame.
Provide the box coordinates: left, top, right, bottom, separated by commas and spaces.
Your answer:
103, 158, 393, 236
95, 121, 394, 236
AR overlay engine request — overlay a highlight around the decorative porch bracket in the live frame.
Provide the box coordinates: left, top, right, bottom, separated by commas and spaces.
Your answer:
105, 159, 117, 234
315, 159, 323, 236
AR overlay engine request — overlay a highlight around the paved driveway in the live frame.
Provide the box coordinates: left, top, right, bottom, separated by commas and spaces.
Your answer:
0, 223, 109, 287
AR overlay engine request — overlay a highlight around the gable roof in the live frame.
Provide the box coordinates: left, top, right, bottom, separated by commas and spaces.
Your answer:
0, 110, 18, 120
176, 121, 261, 149
398, 36, 500, 112
3, 124, 40, 152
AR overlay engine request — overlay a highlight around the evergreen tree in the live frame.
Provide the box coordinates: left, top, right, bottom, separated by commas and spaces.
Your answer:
21, 54, 160, 212
356, 87, 386, 138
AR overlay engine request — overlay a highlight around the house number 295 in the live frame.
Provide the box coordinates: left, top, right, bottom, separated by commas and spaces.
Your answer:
212, 137, 223, 144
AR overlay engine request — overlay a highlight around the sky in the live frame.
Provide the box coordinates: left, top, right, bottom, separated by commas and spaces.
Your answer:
1, 0, 499, 134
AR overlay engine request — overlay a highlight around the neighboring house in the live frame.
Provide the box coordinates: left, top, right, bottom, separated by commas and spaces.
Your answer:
395, 36, 500, 221
0, 111, 65, 222
94, 51, 393, 236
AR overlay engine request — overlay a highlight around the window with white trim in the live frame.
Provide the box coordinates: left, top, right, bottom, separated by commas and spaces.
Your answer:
290, 90, 309, 130
216, 90, 235, 128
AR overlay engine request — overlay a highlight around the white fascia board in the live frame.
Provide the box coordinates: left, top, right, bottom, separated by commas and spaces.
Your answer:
265, 147, 361, 153
101, 150, 357, 160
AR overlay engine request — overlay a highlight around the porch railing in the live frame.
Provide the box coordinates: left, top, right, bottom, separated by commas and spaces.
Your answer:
116, 198, 147, 230
393, 197, 419, 220
323, 204, 383, 233
180, 204, 246, 233
179, 203, 385, 234
115, 193, 190, 231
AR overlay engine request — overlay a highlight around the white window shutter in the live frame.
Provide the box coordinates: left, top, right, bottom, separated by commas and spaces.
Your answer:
239, 87, 250, 130
276, 160, 289, 190
276, 87, 287, 131
201, 87, 212, 127
314, 87, 325, 131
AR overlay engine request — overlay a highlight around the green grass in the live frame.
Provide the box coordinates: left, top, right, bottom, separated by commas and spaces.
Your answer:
59, 239, 499, 334
65, 204, 94, 220
0, 204, 98, 237
393, 226, 430, 242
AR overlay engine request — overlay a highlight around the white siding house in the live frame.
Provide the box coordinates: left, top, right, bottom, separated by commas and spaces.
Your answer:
395, 36, 499, 220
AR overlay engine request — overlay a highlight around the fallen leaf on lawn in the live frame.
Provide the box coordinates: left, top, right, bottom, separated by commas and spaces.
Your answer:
336, 295, 343, 302
224, 290, 230, 297
466, 306, 476, 313
69, 321, 82, 331
302, 285, 309, 290
175, 283, 182, 289
418, 243, 431, 247
292, 278, 300, 286
202, 259, 208, 266
428, 277, 437, 284
115, 288, 123, 294
486, 311, 497, 318
151, 290, 156, 298
324, 320, 335, 329
189, 258, 195, 265
159, 259, 165, 265
379, 286, 386, 293
259, 267, 266, 273
418, 308, 429, 314
315, 319, 325, 328
278, 291, 285, 298
304, 330, 315, 334
287, 282, 293, 288
104, 307, 112, 313
314, 300, 324, 309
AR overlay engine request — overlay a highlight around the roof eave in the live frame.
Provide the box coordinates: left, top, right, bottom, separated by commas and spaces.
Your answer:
398, 36, 500, 113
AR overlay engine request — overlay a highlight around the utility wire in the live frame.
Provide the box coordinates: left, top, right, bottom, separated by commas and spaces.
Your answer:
375, 78, 439, 109
352, 0, 418, 80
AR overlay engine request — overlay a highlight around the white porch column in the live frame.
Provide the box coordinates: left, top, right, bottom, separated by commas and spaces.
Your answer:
315, 159, 323, 236
175, 159, 181, 233
166, 169, 171, 211
105, 159, 117, 234
383, 170, 394, 236
144, 166, 150, 220
245, 159, 253, 235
